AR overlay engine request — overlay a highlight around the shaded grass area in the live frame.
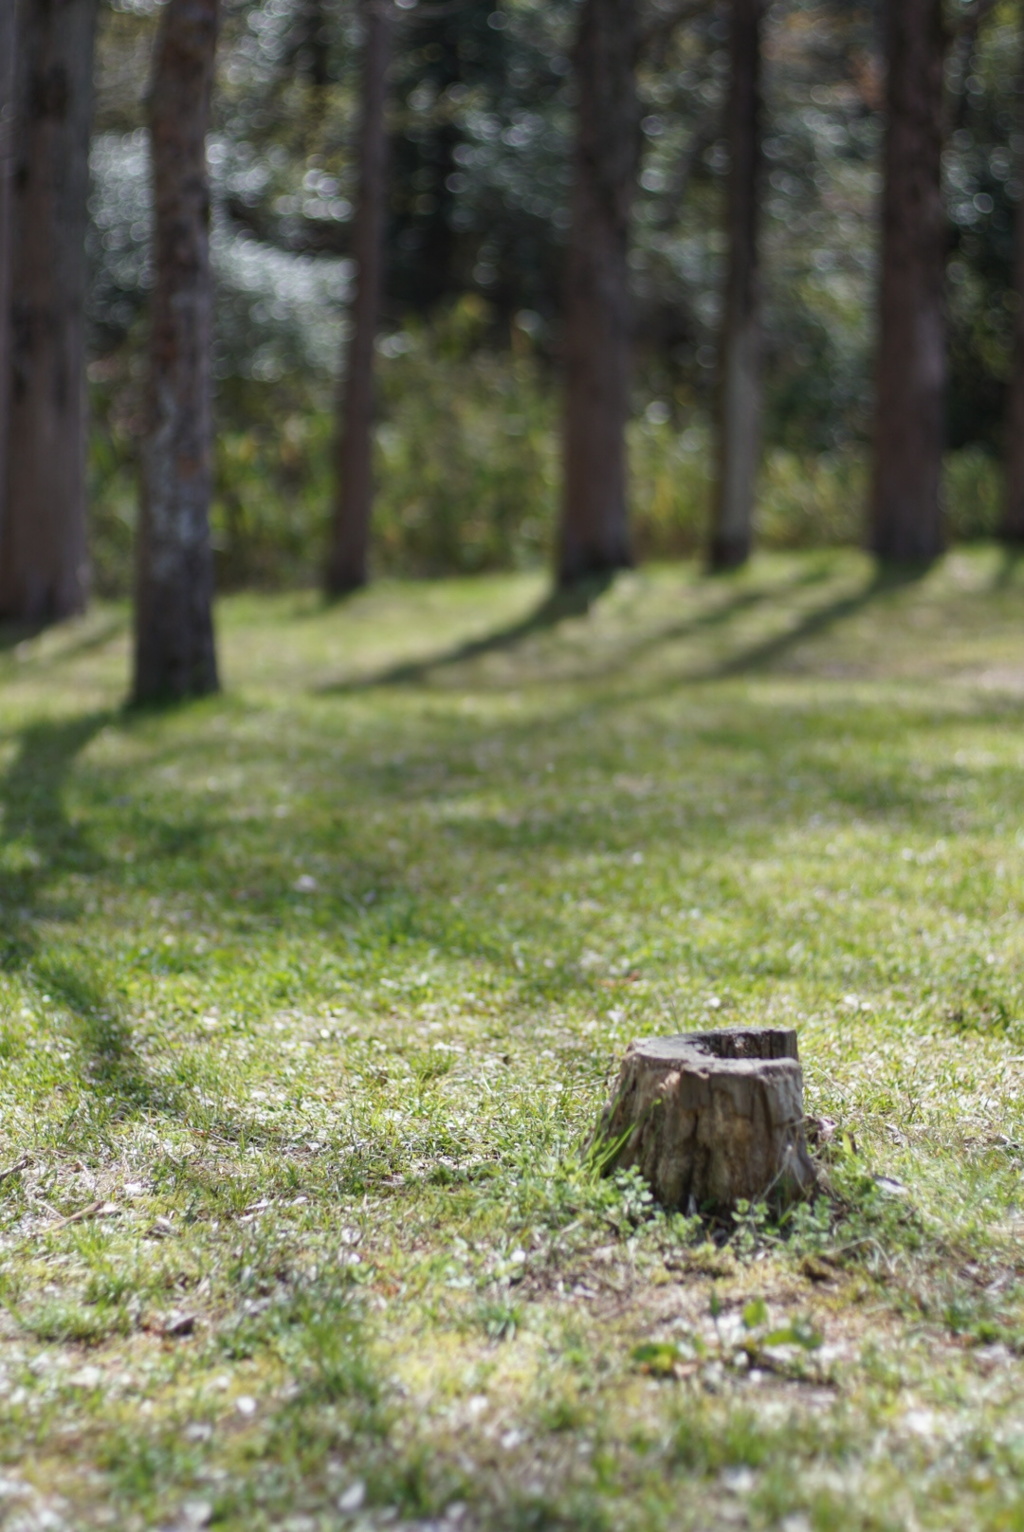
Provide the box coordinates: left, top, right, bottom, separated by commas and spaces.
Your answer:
2, 550, 1024, 1528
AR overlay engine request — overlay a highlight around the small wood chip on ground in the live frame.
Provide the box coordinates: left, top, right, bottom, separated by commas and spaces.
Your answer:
0, 1155, 31, 1185
49, 1200, 120, 1230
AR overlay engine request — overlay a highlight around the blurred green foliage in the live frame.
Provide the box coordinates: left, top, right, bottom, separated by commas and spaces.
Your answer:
89, 298, 1004, 595
85, 0, 1019, 590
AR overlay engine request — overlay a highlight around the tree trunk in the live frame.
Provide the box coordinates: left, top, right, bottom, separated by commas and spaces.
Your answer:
594, 1028, 819, 1215
557, 0, 639, 588
0, 0, 99, 623
0, 0, 17, 541
1002, 11, 1024, 544
869, 0, 947, 564
325, 0, 391, 597
708, 0, 765, 572
132, 0, 220, 704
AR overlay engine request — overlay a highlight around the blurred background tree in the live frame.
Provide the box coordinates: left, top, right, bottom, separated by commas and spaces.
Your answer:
870, 0, 947, 563
557, 0, 640, 587
1001, 0, 1024, 541
2, 0, 100, 620
133, 0, 221, 703
708, 0, 765, 571
325, 0, 392, 597
0, 0, 16, 555
81, 0, 1021, 598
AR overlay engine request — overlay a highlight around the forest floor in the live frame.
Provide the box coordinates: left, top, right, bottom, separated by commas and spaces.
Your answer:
2, 548, 1024, 1531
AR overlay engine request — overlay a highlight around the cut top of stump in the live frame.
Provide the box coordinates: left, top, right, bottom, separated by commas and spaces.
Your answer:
629, 1027, 799, 1065
594, 1027, 818, 1216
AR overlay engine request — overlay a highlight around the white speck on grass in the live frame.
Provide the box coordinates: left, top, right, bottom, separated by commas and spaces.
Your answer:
721, 1466, 755, 1493
68, 1366, 103, 1389
179, 1502, 214, 1529
338, 1481, 365, 1512
903, 1409, 940, 1437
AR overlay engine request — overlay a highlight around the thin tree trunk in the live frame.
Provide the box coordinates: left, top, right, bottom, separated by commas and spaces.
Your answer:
557, 0, 639, 588
708, 0, 765, 572
0, 0, 99, 622
869, 0, 947, 563
326, 0, 391, 597
132, 0, 220, 703
1002, 9, 1024, 543
0, 0, 17, 540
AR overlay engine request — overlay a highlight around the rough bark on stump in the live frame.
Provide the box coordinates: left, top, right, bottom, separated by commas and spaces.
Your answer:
594, 1028, 818, 1214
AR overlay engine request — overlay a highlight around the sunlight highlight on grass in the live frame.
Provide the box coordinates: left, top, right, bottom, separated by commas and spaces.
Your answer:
1, 550, 1024, 1529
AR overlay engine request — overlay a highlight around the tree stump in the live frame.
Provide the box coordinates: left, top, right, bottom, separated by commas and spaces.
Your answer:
593, 1028, 818, 1215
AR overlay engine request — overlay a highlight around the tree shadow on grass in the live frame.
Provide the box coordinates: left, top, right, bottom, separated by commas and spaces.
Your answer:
33, 953, 164, 1113
318, 574, 616, 693
0, 708, 302, 1135
0, 613, 126, 666
992, 545, 1024, 590
0, 621, 45, 654
693, 559, 932, 681
0, 709, 179, 1117
0, 711, 113, 957
316, 560, 841, 696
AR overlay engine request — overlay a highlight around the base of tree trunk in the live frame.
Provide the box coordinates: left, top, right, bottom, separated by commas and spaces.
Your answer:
593, 1028, 819, 1215
556, 547, 633, 590
324, 566, 369, 600
869, 539, 943, 568
707, 533, 752, 572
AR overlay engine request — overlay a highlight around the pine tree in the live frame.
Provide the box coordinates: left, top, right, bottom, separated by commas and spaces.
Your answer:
0, 0, 100, 622
132, 0, 221, 702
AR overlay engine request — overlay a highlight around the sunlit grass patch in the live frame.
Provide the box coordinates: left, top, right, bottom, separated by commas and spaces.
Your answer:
2, 550, 1024, 1526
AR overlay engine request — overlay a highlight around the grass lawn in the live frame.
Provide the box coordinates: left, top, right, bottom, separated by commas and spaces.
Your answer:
4, 548, 1024, 1530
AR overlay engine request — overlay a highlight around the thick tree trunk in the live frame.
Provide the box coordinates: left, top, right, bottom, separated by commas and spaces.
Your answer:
1002, 13, 1024, 543
0, 0, 17, 539
0, 0, 99, 622
869, 0, 947, 564
708, 0, 765, 572
325, 0, 391, 597
133, 0, 220, 704
557, 0, 639, 588
594, 1029, 819, 1215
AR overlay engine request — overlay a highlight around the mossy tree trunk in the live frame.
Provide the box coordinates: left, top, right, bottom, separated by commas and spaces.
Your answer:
133, 0, 220, 703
